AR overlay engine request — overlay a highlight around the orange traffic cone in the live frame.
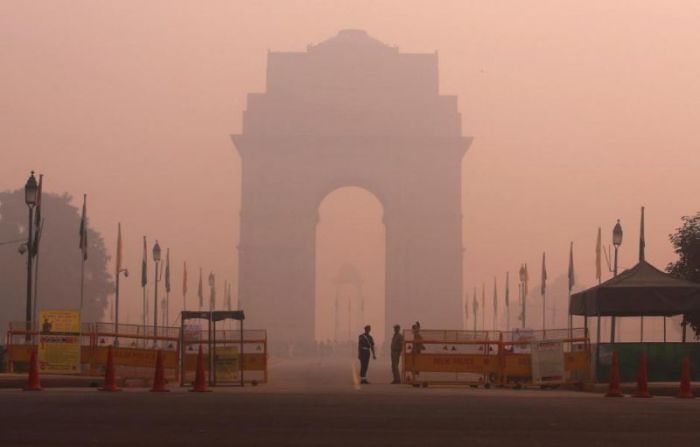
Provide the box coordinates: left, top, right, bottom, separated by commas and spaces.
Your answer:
23, 348, 42, 391
150, 350, 170, 392
632, 352, 651, 398
99, 346, 121, 392
189, 344, 211, 392
605, 351, 624, 397
676, 357, 694, 399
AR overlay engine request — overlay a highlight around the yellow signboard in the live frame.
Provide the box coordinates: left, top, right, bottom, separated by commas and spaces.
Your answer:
215, 345, 240, 382
38, 310, 81, 375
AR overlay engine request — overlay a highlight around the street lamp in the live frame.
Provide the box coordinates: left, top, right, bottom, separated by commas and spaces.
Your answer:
152, 241, 161, 341
24, 172, 38, 341
518, 264, 527, 329
610, 220, 623, 342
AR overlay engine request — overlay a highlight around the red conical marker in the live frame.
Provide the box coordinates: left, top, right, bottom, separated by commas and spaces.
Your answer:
676, 357, 694, 399
189, 344, 211, 392
632, 352, 651, 398
150, 350, 170, 392
99, 346, 122, 392
605, 351, 624, 397
23, 348, 42, 391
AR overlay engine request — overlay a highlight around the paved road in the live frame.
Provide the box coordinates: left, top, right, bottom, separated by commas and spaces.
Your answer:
1, 358, 700, 446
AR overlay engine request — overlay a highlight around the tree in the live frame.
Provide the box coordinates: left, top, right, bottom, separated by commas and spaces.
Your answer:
0, 189, 113, 337
666, 212, 700, 338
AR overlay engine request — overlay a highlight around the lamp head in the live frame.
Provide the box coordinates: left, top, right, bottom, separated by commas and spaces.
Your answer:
613, 220, 623, 247
152, 241, 161, 262
24, 171, 38, 206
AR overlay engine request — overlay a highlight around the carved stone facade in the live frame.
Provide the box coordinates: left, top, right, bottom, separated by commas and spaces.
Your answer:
232, 30, 471, 343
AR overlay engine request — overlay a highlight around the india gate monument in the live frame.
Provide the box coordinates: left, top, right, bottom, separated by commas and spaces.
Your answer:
232, 30, 472, 345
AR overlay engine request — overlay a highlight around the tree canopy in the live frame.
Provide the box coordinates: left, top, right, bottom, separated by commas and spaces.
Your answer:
0, 189, 112, 336
666, 212, 700, 338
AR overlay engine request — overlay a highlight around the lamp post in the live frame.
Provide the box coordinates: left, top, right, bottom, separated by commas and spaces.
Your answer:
610, 220, 623, 342
152, 241, 161, 341
519, 265, 527, 329
24, 172, 38, 341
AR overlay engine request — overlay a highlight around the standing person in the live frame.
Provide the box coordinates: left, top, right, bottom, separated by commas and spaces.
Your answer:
390, 324, 404, 384
358, 325, 376, 384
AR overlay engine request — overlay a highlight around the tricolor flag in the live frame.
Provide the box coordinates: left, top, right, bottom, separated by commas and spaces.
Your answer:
505, 272, 510, 307
540, 252, 547, 296
639, 206, 646, 262
32, 174, 43, 257
524, 263, 529, 293
182, 261, 188, 297
209, 273, 216, 309
568, 241, 575, 292
595, 227, 602, 283
197, 268, 203, 308
493, 277, 498, 313
141, 236, 147, 288
165, 248, 171, 294
464, 294, 469, 320
78, 194, 88, 260
115, 223, 122, 278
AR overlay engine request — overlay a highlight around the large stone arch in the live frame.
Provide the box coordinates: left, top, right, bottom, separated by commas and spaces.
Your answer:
232, 30, 472, 345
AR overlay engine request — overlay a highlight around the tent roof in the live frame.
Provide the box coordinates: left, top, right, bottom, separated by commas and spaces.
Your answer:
569, 261, 700, 317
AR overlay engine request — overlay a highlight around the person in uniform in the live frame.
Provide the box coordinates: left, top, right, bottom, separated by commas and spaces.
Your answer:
358, 325, 376, 384
390, 324, 404, 384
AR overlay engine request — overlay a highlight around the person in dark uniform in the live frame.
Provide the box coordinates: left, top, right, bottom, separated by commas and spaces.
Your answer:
358, 325, 376, 384
390, 324, 404, 384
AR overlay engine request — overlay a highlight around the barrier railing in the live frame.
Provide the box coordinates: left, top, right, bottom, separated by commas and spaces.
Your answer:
180, 328, 268, 386
402, 328, 590, 388
5, 322, 268, 385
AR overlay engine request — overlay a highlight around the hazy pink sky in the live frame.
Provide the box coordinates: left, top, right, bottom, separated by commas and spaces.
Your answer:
2, 1, 699, 337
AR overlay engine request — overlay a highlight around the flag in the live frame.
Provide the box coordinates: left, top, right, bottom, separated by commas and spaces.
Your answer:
182, 261, 188, 297
493, 277, 498, 313
639, 206, 646, 261
141, 236, 147, 288
197, 268, 203, 308
32, 174, 43, 257
115, 223, 122, 278
568, 241, 575, 292
595, 227, 602, 282
472, 287, 478, 315
524, 263, 529, 293
209, 273, 216, 309
481, 283, 485, 327
505, 272, 510, 307
165, 248, 171, 293
464, 293, 469, 320
540, 252, 547, 296
78, 194, 88, 260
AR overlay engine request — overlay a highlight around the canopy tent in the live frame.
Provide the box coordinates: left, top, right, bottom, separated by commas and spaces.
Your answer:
570, 260, 700, 317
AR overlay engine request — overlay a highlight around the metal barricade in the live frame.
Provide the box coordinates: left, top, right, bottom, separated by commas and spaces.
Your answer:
402, 329, 501, 387
499, 328, 590, 388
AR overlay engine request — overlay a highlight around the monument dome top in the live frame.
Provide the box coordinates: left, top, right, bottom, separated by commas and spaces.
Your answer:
309, 29, 393, 53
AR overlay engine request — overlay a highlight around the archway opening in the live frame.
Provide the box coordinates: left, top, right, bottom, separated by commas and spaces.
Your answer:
315, 187, 386, 345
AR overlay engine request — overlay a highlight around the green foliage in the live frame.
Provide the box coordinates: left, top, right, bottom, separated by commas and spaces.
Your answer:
0, 189, 113, 335
666, 212, 700, 338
